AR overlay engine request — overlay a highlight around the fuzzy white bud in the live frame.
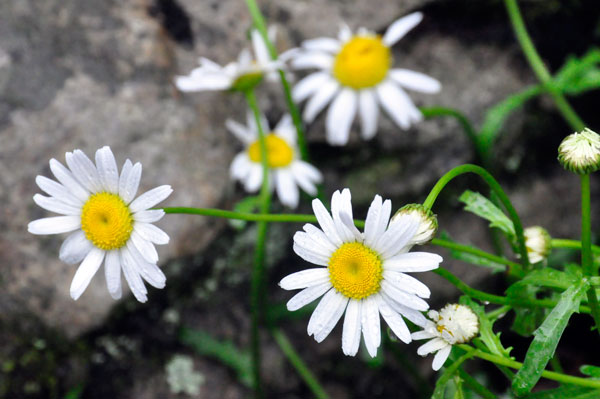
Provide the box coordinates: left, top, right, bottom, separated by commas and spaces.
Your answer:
558, 128, 600, 174
524, 226, 551, 264
392, 204, 438, 245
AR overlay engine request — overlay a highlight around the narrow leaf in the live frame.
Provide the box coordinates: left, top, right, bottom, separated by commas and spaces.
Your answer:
507, 268, 579, 292
512, 279, 589, 395
580, 365, 600, 379
523, 385, 600, 399
460, 296, 512, 358
432, 350, 474, 399
459, 190, 515, 238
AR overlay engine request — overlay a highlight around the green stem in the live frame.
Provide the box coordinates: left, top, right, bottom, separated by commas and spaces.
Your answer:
434, 267, 591, 313
581, 174, 600, 333
431, 238, 524, 277
271, 328, 329, 399
551, 238, 600, 255
434, 350, 476, 396
503, 0, 585, 131
245, 88, 272, 399
163, 207, 318, 224
422, 164, 530, 267
486, 305, 512, 321
244, 0, 309, 162
457, 367, 496, 399
459, 345, 600, 389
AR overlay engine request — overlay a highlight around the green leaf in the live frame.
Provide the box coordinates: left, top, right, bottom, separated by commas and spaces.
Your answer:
512, 279, 589, 396
580, 365, 600, 379
523, 385, 600, 399
229, 196, 260, 229
432, 350, 475, 399
460, 296, 512, 358
477, 85, 543, 154
506, 284, 545, 336
459, 190, 515, 238
508, 268, 580, 291
439, 232, 506, 273
180, 327, 253, 387
553, 49, 600, 95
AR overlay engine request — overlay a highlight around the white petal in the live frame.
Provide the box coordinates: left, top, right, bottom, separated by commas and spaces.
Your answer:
119, 161, 142, 204
134, 222, 170, 245
70, 248, 105, 300
230, 153, 251, 181
312, 198, 343, 247
287, 282, 331, 311
338, 23, 352, 42
59, 230, 94, 264
33, 194, 81, 216
329, 190, 354, 243
361, 296, 381, 357
65, 150, 102, 193
293, 230, 334, 260
175, 71, 232, 92
373, 214, 419, 259
274, 115, 297, 144
293, 243, 329, 266
120, 249, 148, 302
303, 79, 339, 123
364, 197, 391, 248
28, 216, 81, 235
292, 72, 332, 103
279, 268, 330, 290
326, 89, 357, 146
432, 345, 452, 371
125, 242, 166, 289
133, 209, 165, 223
302, 224, 337, 254
226, 119, 255, 144
340, 212, 363, 242
303, 37, 341, 53
314, 293, 348, 343
49, 159, 89, 202
389, 69, 441, 93
291, 162, 321, 196
382, 293, 428, 327
105, 250, 122, 300
307, 288, 343, 336
130, 230, 159, 263
381, 280, 429, 311
129, 185, 173, 213
417, 337, 448, 356
358, 89, 379, 140
382, 12, 423, 47
244, 165, 263, 193
291, 52, 333, 70
385, 252, 443, 272
411, 330, 437, 340
342, 299, 362, 356
383, 270, 431, 298
95, 146, 119, 193
377, 82, 411, 129
35, 175, 82, 207
251, 29, 271, 65
378, 297, 411, 343
275, 169, 299, 208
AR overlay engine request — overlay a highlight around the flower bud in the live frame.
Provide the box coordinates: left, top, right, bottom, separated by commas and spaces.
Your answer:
428, 304, 479, 345
392, 204, 438, 245
524, 226, 551, 264
558, 128, 600, 174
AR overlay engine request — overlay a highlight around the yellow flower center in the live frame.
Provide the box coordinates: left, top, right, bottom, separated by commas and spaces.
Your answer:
247, 134, 294, 168
333, 36, 392, 89
328, 242, 383, 300
80, 192, 134, 251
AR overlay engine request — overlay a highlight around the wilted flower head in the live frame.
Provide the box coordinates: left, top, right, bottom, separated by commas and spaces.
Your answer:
412, 304, 479, 370
558, 128, 600, 174
524, 226, 551, 264
392, 204, 438, 245
28, 146, 172, 302
176, 28, 281, 93
289, 12, 441, 145
279, 189, 443, 357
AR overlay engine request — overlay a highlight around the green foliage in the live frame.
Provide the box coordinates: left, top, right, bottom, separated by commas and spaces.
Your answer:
432, 351, 474, 399
180, 327, 253, 387
459, 190, 515, 239
230, 195, 261, 229
522, 385, 600, 399
508, 268, 581, 292
439, 232, 506, 273
580, 365, 600, 379
512, 279, 589, 396
553, 49, 600, 95
460, 296, 512, 358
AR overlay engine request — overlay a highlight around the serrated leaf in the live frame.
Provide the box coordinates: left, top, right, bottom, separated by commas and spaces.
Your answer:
553, 49, 600, 95
512, 279, 589, 396
507, 285, 545, 336
523, 385, 600, 399
180, 327, 253, 387
459, 190, 515, 238
460, 296, 512, 358
508, 268, 579, 291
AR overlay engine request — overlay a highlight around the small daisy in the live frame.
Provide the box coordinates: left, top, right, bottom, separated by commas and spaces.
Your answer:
279, 189, 443, 357
176, 28, 281, 93
289, 12, 441, 145
28, 146, 172, 303
524, 226, 551, 264
412, 304, 479, 370
227, 112, 322, 208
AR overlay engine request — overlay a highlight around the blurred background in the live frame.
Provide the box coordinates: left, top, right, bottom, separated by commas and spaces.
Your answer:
1, 0, 600, 397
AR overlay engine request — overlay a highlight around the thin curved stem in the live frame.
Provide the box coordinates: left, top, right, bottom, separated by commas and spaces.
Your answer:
271, 328, 329, 399
244, 0, 309, 162
245, 88, 271, 399
459, 345, 600, 389
581, 174, 600, 334
423, 164, 530, 267
503, 0, 585, 131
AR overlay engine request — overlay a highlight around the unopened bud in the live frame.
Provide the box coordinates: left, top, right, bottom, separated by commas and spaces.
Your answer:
524, 226, 551, 264
392, 204, 438, 245
558, 128, 600, 174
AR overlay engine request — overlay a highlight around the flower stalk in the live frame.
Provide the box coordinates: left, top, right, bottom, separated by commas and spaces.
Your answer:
580, 174, 600, 334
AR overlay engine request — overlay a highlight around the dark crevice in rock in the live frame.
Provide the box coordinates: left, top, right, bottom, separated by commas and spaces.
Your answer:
149, 0, 194, 48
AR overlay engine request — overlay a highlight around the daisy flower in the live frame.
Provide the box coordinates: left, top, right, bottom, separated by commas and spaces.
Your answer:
176, 28, 282, 92
279, 189, 443, 357
289, 12, 441, 145
412, 304, 479, 370
524, 226, 551, 264
28, 146, 172, 303
227, 112, 322, 208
